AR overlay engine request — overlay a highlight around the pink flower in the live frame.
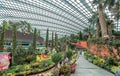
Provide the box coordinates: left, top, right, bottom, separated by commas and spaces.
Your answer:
116, 55, 120, 60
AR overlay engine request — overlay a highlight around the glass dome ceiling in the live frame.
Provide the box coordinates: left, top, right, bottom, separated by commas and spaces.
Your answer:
0, 0, 119, 39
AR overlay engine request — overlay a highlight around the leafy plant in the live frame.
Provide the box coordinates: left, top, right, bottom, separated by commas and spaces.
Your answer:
45, 28, 49, 48
0, 20, 7, 52
32, 28, 37, 51
13, 45, 35, 64
52, 53, 62, 65
65, 50, 73, 60
59, 64, 70, 75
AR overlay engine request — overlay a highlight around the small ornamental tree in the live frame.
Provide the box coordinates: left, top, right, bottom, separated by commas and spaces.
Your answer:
0, 20, 7, 51
55, 33, 58, 50
52, 32, 54, 49
45, 28, 49, 48
32, 28, 37, 51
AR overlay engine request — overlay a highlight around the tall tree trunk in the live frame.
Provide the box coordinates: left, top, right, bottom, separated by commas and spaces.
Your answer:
96, 22, 100, 38
108, 24, 112, 38
99, 4, 107, 38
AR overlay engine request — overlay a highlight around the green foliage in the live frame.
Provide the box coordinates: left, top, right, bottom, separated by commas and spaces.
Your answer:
0, 20, 8, 51
27, 23, 31, 33
52, 32, 54, 49
8, 45, 35, 65
55, 33, 58, 49
65, 50, 73, 60
12, 24, 17, 51
46, 28, 49, 48
84, 51, 89, 59
59, 64, 70, 75
4, 59, 55, 76
52, 53, 62, 64
0, 20, 6, 51
87, 38, 107, 45
32, 28, 37, 50
105, 57, 115, 65
79, 31, 83, 40
0, 71, 5, 76
37, 29, 40, 36
113, 31, 120, 36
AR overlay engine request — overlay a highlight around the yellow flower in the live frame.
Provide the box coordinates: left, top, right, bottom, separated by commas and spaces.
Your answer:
7, 73, 15, 76
7, 73, 12, 76
100, 59, 105, 63
25, 65, 30, 70
111, 66, 120, 72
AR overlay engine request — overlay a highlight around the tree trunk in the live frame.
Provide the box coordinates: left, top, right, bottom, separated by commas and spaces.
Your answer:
99, 4, 107, 38
96, 22, 100, 38
108, 24, 112, 38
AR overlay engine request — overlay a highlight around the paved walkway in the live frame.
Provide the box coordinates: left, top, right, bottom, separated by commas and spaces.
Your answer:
72, 56, 115, 76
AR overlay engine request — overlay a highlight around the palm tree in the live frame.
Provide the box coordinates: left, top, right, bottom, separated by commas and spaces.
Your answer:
93, 0, 115, 37
19, 21, 32, 34
8, 21, 30, 50
9, 21, 19, 51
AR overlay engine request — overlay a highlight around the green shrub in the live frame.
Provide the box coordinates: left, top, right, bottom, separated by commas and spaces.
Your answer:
65, 50, 73, 60
13, 45, 35, 64
105, 57, 115, 65
59, 64, 70, 75
52, 53, 62, 64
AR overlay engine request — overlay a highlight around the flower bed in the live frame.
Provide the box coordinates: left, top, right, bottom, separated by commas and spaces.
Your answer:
3, 59, 55, 76
84, 51, 119, 75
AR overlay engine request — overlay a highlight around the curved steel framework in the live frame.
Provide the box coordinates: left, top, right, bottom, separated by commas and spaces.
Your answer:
0, 0, 119, 39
